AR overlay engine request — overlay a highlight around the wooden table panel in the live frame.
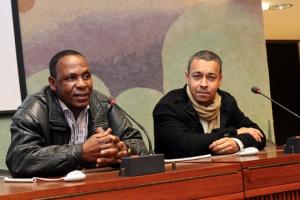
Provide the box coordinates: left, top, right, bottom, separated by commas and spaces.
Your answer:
53, 171, 243, 200
243, 162, 300, 190
187, 146, 300, 199
0, 162, 243, 200
245, 182, 300, 198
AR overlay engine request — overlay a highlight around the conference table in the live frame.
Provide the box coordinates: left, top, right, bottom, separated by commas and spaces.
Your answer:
198, 146, 300, 199
0, 147, 299, 199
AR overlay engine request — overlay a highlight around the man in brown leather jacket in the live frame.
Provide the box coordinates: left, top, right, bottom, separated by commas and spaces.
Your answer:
6, 50, 147, 178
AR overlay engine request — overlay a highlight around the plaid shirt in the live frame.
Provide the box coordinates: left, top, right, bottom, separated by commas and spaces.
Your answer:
59, 99, 89, 145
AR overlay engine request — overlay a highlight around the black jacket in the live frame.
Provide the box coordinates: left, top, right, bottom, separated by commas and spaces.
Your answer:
6, 86, 148, 177
153, 86, 266, 159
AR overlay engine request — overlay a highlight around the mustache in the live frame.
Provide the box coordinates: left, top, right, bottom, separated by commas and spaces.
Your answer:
195, 90, 210, 94
73, 92, 90, 96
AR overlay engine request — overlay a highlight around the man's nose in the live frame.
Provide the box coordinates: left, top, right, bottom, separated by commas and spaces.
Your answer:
76, 76, 87, 87
200, 77, 208, 87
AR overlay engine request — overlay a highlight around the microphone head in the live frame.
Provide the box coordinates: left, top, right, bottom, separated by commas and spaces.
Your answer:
251, 86, 261, 94
107, 97, 117, 105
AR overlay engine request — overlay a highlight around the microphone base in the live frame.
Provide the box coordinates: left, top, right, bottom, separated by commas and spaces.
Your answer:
284, 136, 300, 154
119, 154, 165, 177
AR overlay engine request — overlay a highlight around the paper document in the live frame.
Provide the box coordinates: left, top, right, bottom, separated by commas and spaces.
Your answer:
164, 154, 211, 163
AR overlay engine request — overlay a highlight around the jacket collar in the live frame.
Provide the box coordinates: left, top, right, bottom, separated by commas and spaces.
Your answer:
44, 86, 109, 134
177, 85, 199, 121
44, 86, 69, 130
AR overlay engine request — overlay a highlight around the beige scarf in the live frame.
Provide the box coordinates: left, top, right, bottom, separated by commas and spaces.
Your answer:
186, 86, 221, 133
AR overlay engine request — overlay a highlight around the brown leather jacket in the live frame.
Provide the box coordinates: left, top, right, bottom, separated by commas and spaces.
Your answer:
6, 86, 148, 177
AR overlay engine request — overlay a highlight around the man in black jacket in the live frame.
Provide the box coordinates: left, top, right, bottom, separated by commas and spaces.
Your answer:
153, 50, 265, 159
6, 50, 147, 177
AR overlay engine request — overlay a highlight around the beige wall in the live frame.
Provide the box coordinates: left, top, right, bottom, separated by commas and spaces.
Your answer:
0, 116, 12, 169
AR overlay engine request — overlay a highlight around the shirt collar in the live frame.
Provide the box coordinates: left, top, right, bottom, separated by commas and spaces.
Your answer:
58, 98, 89, 114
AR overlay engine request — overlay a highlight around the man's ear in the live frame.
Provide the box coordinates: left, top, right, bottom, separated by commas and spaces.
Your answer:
218, 74, 223, 88
185, 72, 189, 85
48, 76, 56, 91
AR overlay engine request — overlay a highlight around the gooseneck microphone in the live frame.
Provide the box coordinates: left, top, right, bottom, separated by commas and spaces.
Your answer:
107, 98, 154, 154
107, 97, 165, 176
251, 86, 300, 120
251, 86, 300, 154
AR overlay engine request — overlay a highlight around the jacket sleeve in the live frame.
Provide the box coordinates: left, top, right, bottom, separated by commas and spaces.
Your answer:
6, 105, 84, 178
153, 101, 237, 158
225, 98, 266, 150
107, 105, 148, 155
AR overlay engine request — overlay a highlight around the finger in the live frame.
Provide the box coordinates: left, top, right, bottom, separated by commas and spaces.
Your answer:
93, 131, 109, 138
213, 139, 238, 154
104, 128, 113, 135
96, 136, 112, 145
212, 138, 233, 151
247, 132, 257, 142
100, 129, 121, 143
98, 139, 125, 150
250, 129, 264, 141
209, 142, 218, 149
116, 141, 127, 151
209, 137, 229, 149
99, 147, 119, 157
218, 145, 237, 154
94, 127, 104, 133
213, 145, 231, 154
210, 141, 228, 152
248, 131, 262, 142
98, 142, 115, 149
253, 129, 264, 138
238, 127, 252, 135
93, 127, 109, 136
215, 148, 228, 154
108, 135, 120, 143
96, 158, 120, 167
237, 128, 244, 135
97, 157, 120, 164
116, 150, 128, 158
254, 132, 262, 142
238, 127, 264, 138
209, 138, 227, 149
237, 128, 264, 142
102, 129, 120, 143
